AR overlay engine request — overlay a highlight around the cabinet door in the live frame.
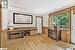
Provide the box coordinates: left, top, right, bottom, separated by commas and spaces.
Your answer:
71, 28, 75, 43
61, 30, 70, 43
61, 30, 67, 42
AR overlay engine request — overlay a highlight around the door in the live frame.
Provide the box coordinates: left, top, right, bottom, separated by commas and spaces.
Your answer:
71, 13, 75, 44
36, 16, 43, 34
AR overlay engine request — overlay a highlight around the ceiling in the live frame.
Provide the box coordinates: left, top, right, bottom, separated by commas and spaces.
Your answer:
8, 0, 75, 15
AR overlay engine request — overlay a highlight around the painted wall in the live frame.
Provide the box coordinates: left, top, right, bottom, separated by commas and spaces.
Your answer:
42, 14, 49, 27
2, 5, 38, 30
2, 8, 8, 30
8, 5, 37, 28
2, 4, 49, 30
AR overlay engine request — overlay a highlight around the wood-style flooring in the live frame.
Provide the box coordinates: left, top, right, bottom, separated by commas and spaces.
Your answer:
7, 34, 75, 50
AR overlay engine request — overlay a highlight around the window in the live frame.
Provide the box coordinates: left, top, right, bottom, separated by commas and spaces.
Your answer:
49, 12, 70, 28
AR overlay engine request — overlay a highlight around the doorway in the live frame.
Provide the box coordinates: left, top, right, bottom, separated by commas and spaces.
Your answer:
36, 16, 43, 34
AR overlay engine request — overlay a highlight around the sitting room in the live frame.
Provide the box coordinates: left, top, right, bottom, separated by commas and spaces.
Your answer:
0, 0, 75, 50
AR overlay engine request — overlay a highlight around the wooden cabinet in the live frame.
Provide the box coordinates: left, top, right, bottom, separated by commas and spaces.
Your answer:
48, 28, 70, 42
42, 27, 48, 37
8, 31, 24, 39
48, 29, 57, 40
48, 29, 61, 41
61, 30, 70, 43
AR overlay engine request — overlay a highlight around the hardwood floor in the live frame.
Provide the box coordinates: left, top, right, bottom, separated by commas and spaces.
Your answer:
7, 34, 75, 50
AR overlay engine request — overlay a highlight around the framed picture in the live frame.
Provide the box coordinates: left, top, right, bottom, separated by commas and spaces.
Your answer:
13, 13, 33, 24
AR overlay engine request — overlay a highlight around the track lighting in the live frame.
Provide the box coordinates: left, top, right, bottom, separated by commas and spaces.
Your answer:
1, 0, 8, 8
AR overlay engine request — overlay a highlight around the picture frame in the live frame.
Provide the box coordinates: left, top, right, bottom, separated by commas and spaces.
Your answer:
13, 13, 33, 24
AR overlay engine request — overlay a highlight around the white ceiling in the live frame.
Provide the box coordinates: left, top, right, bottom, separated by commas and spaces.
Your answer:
8, 0, 75, 15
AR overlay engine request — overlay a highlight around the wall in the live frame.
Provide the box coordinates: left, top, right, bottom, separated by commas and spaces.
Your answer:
7, 5, 37, 28
2, 4, 49, 30
2, 8, 8, 30
42, 14, 49, 27
2, 5, 39, 30
42, 14, 49, 36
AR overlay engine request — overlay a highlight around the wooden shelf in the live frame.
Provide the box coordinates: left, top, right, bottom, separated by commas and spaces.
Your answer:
48, 29, 61, 41
2, 27, 37, 40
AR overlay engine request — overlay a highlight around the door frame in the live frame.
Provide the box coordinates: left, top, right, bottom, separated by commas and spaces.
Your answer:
36, 16, 43, 34
0, 4, 2, 30
70, 10, 75, 44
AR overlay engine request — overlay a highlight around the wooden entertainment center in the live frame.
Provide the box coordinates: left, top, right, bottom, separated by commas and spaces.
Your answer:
6, 27, 37, 39
1, 27, 37, 48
